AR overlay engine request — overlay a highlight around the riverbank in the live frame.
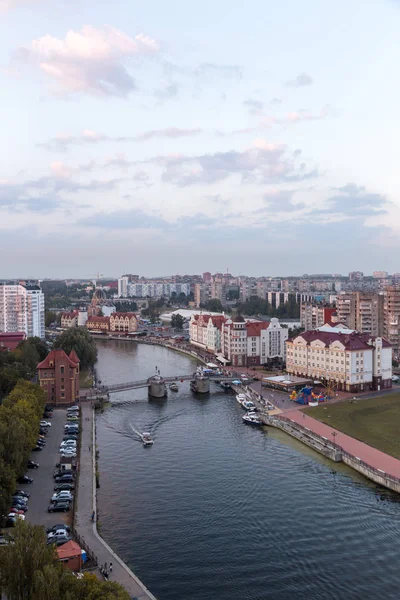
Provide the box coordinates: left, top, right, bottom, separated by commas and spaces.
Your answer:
74, 402, 157, 599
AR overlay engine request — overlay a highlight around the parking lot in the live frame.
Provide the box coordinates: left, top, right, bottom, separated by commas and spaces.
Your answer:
20, 408, 73, 529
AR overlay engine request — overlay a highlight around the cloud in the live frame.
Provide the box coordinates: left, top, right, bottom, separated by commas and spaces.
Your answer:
325, 183, 388, 216
154, 82, 179, 100
15, 25, 158, 96
262, 189, 305, 211
150, 139, 318, 187
243, 98, 264, 115
285, 73, 313, 88
0, 0, 41, 12
79, 209, 170, 230
195, 62, 243, 79
270, 97, 282, 105
39, 127, 203, 150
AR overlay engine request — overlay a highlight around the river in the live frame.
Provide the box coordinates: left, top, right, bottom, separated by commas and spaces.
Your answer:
96, 340, 400, 600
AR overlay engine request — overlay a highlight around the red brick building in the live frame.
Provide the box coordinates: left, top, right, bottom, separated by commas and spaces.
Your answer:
86, 316, 110, 332
37, 348, 80, 406
0, 331, 26, 352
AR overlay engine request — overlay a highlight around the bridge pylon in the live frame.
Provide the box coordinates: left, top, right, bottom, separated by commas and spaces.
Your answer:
148, 375, 167, 398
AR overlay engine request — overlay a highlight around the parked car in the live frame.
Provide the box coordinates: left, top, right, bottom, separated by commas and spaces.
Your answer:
53, 483, 74, 492
48, 502, 71, 513
54, 474, 74, 484
40, 420, 51, 427
32, 446, 43, 452
47, 535, 71, 546
47, 523, 71, 534
47, 528, 71, 541
60, 440, 77, 447
51, 491, 73, 502
14, 490, 30, 498
10, 504, 28, 513
12, 496, 28, 505
5, 516, 17, 527
17, 475, 33, 484
27, 460, 39, 469
53, 469, 74, 479
62, 435, 78, 441
36, 439, 46, 446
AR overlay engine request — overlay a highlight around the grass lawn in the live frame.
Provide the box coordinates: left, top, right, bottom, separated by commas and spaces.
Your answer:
304, 393, 400, 459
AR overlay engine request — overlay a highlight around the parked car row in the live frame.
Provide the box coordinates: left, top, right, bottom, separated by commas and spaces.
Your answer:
48, 405, 81, 514
46, 523, 71, 546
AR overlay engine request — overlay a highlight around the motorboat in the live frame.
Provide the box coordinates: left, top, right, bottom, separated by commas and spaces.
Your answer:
169, 383, 179, 392
242, 412, 262, 426
236, 394, 247, 404
220, 382, 231, 390
142, 433, 154, 446
241, 399, 256, 411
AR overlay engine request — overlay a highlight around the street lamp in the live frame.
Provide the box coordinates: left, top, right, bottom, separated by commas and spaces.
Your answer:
331, 431, 337, 445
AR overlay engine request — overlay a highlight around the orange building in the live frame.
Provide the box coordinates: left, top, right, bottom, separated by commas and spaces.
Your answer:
37, 348, 80, 406
57, 540, 82, 571
109, 312, 138, 333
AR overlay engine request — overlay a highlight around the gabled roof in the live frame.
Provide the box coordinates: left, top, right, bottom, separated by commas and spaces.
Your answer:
289, 329, 391, 351
69, 349, 80, 364
56, 540, 81, 560
37, 348, 78, 369
246, 321, 269, 337
111, 312, 137, 318
86, 316, 110, 323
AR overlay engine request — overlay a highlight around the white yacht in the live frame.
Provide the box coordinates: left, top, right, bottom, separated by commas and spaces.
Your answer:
242, 412, 262, 426
236, 394, 247, 404
241, 399, 256, 411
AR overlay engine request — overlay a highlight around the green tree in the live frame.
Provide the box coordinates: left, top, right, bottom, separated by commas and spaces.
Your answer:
204, 298, 223, 312
0, 521, 57, 600
45, 310, 57, 327
54, 327, 97, 369
171, 314, 185, 330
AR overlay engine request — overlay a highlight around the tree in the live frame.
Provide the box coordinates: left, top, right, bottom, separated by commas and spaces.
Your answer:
171, 314, 185, 330
54, 327, 97, 369
45, 310, 57, 327
204, 299, 223, 312
0, 522, 131, 600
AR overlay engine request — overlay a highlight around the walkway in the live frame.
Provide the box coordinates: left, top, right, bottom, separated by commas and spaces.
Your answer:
284, 410, 400, 479
75, 402, 157, 600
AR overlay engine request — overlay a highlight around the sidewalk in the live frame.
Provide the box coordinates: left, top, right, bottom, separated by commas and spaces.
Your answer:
74, 402, 157, 600
285, 409, 400, 479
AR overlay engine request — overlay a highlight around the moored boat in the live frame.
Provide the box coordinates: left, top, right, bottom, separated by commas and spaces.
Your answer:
220, 382, 231, 390
241, 399, 256, 411
236, 394, 247, 404
242, 412, 262, 426
169, 382, 179, 392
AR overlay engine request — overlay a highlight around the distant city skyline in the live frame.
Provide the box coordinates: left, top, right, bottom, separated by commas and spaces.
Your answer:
2, 0, 400, 276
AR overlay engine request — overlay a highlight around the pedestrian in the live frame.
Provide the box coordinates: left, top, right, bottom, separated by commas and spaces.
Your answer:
109, 562, 113, 573
88, 445, 91, 452
91, 510, 95, 522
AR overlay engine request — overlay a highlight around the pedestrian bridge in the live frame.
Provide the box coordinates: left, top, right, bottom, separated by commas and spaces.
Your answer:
85, 373, 241, 399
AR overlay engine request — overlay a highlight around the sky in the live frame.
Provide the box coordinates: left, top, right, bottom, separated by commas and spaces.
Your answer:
1, 0, 400, 278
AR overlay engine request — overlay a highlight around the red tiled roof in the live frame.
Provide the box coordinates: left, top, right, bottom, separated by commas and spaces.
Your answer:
87, 316, 110, 323
111, 312, 137, 318
56, 540, 81, 560
246, 321, 269, 337
37, 348, 78, 369
289, 330, 391, 350
69, 349, 80, 364
61, 311, 77, 318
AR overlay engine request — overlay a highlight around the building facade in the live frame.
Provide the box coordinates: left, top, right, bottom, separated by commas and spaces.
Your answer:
300, 303, 336, 331
286, 324, 392, 392
221, 315, 248, 367
189, 314, 224, 353
383, 286, 400, 353
86, 316, 110, 332
37, 348, 80, 406
0, 283, 45, 339
61, 311, 78, 329
336, 292, 384, 336
109, 312, 138, 333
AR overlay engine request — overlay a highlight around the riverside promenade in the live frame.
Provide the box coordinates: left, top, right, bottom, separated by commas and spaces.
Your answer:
286, 409, 400, 480
74, 402, 157, 600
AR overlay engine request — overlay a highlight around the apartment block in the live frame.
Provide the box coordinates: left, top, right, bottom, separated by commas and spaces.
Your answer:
300, 303, 336, 331
383, 286, 400, 353
0, 283, 45, 339
336, 292, 384, 336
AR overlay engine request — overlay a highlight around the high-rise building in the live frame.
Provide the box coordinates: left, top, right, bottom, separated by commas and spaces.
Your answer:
384, 286, 400, 353
336, 292, 384, 336
203, 272, 212, 283
373, 271, 388, 279
118, 276, 129, 297
0, 283, 45, 339
349, 271, 364, 281
300, 303, 336, 331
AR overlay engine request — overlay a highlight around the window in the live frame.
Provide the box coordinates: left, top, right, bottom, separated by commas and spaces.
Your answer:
60, 366, 64, 375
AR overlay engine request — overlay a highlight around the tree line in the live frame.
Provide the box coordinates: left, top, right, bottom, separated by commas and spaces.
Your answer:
0, 521, 130, 599
0, 337, 48, 396
0, 380, 45, 526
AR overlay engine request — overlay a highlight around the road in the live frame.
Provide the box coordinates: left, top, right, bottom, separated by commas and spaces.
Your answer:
23, 408, 72, 529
